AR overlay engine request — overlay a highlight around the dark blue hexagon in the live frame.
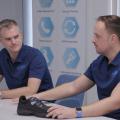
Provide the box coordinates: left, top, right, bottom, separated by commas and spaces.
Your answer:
39, 0, 53, 8
63, 48, 80, 68
38, 17, 54, 37
64, 0, 78, 7
63, 17, 79, 38
40, 46, 54, 66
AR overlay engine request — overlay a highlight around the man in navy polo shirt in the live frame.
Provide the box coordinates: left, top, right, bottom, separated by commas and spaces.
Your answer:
0, 19, 53, 99
34, 15, 120, 119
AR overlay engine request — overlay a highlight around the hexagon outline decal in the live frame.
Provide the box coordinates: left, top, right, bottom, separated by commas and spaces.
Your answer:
40, 46, 54, 66
39, 0, 53, 8
38, 17, 54, 37
64, 0, 78, 7
62, 17, 79, 38
63, 48, 80, 68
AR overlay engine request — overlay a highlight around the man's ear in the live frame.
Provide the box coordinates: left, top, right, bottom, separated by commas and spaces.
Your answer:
110, 34, 118, 43
20, 32, 23, 39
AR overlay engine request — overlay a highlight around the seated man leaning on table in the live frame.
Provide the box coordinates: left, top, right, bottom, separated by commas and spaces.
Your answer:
33, 15, 120, 119
0, 19, 53, 99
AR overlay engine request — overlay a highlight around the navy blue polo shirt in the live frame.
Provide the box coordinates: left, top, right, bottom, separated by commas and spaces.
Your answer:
0, 45, 53, 92
84, 52, 120, 119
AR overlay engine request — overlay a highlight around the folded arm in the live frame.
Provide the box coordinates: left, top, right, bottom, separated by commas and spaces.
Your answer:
34, 74, 94, 101
82, 82, 120, 117
46, 82, 120, 119
44, 75, 120, 119
0, 77, 41, 99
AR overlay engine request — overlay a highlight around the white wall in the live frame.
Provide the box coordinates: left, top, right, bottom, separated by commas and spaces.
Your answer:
0, 0, 23, 28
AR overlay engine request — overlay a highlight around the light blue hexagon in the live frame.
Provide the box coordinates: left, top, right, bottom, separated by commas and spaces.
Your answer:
63, 48, 80, 68
64, 0, 78, 7
40, 46, 54, 66
39, 0, 53, 8
63, 17, 79, 38
38, 17, 54, 37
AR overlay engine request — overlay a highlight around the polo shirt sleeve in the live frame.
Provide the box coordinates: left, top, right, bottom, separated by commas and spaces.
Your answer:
0, 64, 3, 75
0, 54, 3, 75
29, 52, 47, 80
84, 60, 97, 82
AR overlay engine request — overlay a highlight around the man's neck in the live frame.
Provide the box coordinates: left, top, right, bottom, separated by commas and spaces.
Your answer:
9, 52, 18, 63
107, 48, 120, 63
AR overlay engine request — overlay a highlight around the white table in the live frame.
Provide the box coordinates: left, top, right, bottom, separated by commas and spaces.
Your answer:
0, 99, 115, 120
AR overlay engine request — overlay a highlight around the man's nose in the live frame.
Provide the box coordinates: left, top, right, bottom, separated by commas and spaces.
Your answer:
92, 38, 95, 43
92, 37, 96, 43
11, 38, 16, 44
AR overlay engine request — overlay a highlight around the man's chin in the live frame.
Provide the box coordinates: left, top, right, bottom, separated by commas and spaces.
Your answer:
95, 49, 101, 54
11, 46, 21, 52
96, 50, 103, 55
10, 48, 20, 54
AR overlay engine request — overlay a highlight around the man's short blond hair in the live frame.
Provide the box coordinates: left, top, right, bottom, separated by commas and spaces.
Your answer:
0, 19, 18, 32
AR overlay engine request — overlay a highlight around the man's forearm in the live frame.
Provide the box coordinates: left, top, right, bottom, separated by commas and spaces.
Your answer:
34, 82, 77, 100
1, 86, 36, 99
82, 96, 120, 117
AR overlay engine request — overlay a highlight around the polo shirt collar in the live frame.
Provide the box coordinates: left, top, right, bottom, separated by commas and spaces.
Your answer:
15, 44, 27, 62
4, 49, 11, 61
110, 51, 120, 66
4, 44, 26, 63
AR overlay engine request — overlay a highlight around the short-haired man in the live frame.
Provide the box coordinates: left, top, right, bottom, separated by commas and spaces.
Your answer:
0, 19, 53, 99
34, 15, 120, 119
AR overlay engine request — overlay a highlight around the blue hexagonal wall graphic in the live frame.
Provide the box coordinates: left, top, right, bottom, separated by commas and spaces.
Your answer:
40, 47, 54, 66
64, 0, 78, 7
39, 0, 53, 8
63, 17, 79, 38
38, 17, 54, 37
63, 48, 80, 68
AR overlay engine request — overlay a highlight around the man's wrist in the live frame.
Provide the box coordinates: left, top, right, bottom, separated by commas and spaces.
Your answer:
75, 107, 83, 118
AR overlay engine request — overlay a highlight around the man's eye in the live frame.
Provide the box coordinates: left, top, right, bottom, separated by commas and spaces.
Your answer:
14, 35, 19, 39
5, 34, 19, 41
6, 38, 11, 41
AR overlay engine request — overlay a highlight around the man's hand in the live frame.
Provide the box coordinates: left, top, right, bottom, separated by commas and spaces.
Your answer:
46, 105, 77, 119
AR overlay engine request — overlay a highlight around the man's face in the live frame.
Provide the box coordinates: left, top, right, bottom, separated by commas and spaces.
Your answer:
92, 21, 112, 55
0, 25, 23, 55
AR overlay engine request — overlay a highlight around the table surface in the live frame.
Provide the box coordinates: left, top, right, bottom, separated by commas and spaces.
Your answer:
0, 99, 116, 120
